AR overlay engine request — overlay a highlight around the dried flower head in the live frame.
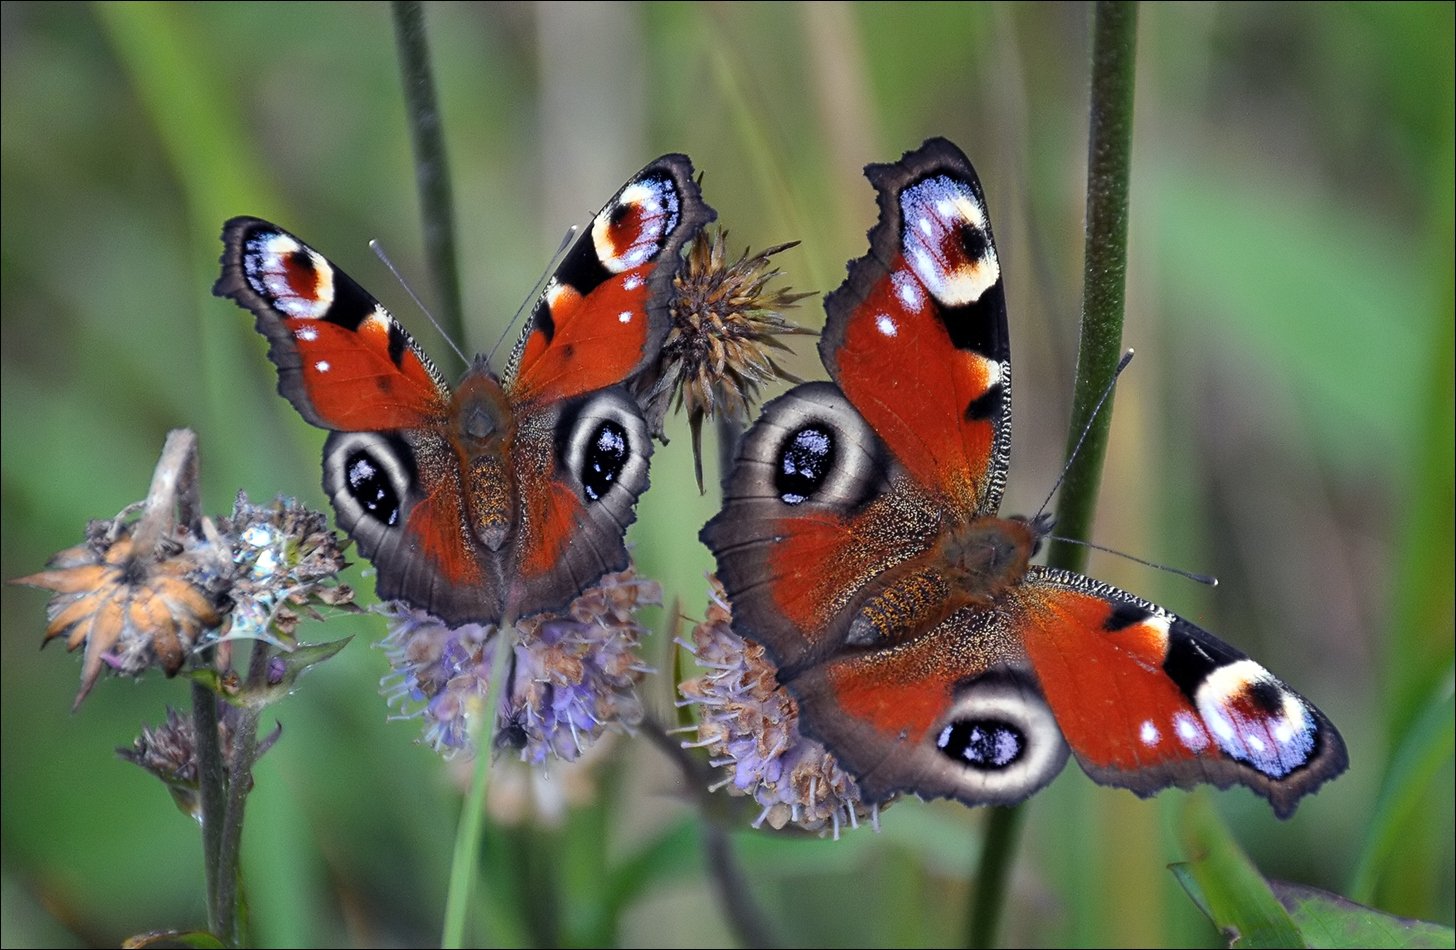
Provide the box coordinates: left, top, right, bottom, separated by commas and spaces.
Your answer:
118, 705, 281, 819
642, 228, 814, 489
12, 435, 353, 709
380, 567, 659, 763
678, 579, 886, 837
14, 513, 232, 709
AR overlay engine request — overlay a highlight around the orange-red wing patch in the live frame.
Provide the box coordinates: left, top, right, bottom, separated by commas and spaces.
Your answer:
283, 317, 448, 430
511, 266, 654, 405
833, 261, 999, 506
517, 479, 583, 580
1011, 582, 1212, 772
404, 478, 487, 589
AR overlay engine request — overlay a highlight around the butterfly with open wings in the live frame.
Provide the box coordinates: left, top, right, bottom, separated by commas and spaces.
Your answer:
702, 138, 1347, 817
216, 155, 714, 628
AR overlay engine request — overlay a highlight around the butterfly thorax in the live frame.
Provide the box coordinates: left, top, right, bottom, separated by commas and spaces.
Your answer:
845, 515, 1038, 649
449, 364, 517, 553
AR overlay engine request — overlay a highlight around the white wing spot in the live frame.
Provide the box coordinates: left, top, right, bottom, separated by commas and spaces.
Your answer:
624, 273, 645, 290
315, 360, 331, 373
1139, 720, 1160, 746
875, 314, 898, 337
1174, 711, 1208, 751
618, 310, 634, 324
892, 270, 923, 310
294, 325, 318, 341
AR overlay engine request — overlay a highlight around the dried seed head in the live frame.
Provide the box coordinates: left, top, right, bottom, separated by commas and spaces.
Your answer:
640, 228, 813, 489
219, 493, 355, 643
118, 704, 281, 819
14, 516, 232, 709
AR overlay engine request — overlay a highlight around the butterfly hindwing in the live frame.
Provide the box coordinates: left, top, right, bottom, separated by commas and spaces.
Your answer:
703, 381, 947, 674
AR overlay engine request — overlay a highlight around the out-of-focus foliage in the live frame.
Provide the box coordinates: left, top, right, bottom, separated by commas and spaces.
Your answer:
2, 4, 1450, 946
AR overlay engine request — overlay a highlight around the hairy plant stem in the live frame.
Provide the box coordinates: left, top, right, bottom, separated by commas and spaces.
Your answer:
967, 3, 1139, 948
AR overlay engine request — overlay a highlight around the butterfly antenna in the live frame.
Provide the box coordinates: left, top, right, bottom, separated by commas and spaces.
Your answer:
485, 224, 580, 366
1034, 348, 1136, 522
370, 239, 470, 368
1046, 533, 1218, 587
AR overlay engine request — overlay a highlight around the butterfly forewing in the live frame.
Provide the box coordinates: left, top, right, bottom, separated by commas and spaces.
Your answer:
508, 155, 715, 407
820, 138, 1012, 514
215, 217, 451, 431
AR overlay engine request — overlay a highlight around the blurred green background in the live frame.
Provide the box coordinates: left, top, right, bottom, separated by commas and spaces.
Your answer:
2, 3, 1451, 946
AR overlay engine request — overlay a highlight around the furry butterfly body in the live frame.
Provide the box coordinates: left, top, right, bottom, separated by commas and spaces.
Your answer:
217, 155, 714, 627
702, 138, 1346, 817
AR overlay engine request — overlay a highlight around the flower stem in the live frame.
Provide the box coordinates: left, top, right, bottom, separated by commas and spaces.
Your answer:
194, 679, 229, 940
968, 3, 1139, 948
1050, 0, 1140, 569
441, 620, 516, 948
391, 0, 464, 341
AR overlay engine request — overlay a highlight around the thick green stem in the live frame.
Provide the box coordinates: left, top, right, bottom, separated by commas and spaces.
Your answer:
1049, 0, 1140, 570
968, 4, 1139, 948
391, 0, 464, 341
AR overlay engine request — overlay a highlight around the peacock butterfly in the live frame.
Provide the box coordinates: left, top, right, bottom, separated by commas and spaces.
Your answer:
701, 138, 1347, 817
216, 155, 714, 627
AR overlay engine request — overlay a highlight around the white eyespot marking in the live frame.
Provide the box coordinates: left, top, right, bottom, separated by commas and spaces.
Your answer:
294, 325, 318, 342
623, 273, 644, 291
1174, 711, 1209, 751
245, 232, 335, 319
592, 176, 681, 274
315, 360, 331, 373
1139, 720, 1160, 747
1196, 659, 1315, 778
891, 270, 924, 311
875, 314, 898, 337
618, 310, 634, 324
899, 175, 1000, 307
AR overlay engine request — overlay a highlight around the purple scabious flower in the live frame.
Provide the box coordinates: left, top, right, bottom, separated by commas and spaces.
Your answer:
379, 567, 659, 763
678, 579, 887, 838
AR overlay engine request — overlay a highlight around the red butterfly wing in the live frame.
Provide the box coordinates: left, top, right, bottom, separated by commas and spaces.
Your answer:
820, 138, 1011, 513
1009, 567, 1348, 818
215, 218, 449, 431
701, 382, 944, 673
508, 155, 714, 406
217, 219, 496, 623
